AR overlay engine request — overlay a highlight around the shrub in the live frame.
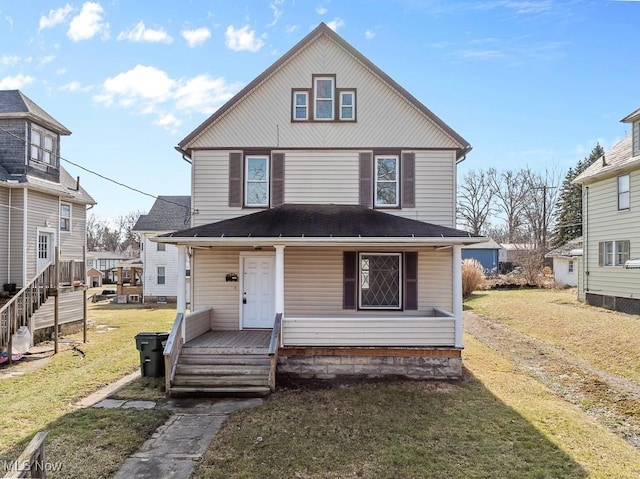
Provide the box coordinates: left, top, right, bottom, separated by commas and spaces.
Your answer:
462, 258, 486, 299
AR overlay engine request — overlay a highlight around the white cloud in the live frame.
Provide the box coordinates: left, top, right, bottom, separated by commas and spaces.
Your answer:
117, 21, 173, 43
1, 54, 20, 65
225, 25, 265, 52
60, 80, 82, 91
57, 67, 68, 75
181, 27, 211, 48
4, 15, 13, 31
39, 55, 56, 66
285, 24, 299, 34
0, 73, 35, 89
316, 5, 328, 15
326, 18, 345, 31
365, 29, 375, 40
67, 2, 109, 41
267, 0, 284, 27
39, 4, 73, 30
93, 65, 241, 130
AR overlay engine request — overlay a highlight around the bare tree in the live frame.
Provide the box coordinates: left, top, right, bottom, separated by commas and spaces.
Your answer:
117, 210, 144, 256
86, 210, 144, 255
521, 168, 561, 252
457, 169, 495, 235
487, 168, 528, 243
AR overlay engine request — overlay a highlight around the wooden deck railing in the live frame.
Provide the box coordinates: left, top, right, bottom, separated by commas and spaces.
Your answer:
268, 313, 283, 392
1, 264, 55, 364
3, 431, 48, 478
58, 260, 85, 286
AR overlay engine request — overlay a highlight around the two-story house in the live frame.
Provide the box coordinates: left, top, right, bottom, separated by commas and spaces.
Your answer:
133, 195, 191, 303
0, 90, 95, 351
573, 108, 640, 314
156, 23, 483, 396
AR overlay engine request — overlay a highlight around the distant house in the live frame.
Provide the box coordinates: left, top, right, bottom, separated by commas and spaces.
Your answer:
87, 267, 104, 288
86, 251, 131, 283
462, 239, 501, 275
133, 196, 191, 304
573, 109, 640, 314
499, 243, 536, 264
0, 89, 95, 348
545, 238, 582, 287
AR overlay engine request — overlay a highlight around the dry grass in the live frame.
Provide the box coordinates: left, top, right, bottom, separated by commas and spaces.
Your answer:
461, 258, 485, 298
465, 289, 640, 384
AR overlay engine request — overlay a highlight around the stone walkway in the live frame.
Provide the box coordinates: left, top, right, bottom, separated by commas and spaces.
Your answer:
104, 397, 263, 479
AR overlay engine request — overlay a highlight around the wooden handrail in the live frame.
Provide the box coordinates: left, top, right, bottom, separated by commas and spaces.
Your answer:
3, 431, 48, 478
268, 312, 283, 392
163, 312, 184, 393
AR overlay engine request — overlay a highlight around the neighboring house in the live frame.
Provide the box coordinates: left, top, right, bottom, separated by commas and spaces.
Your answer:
86, 251, 131, 282
462, 239, 501, 276
545, 238, 582, 287
133, 195, 192, 304
573, 110, 640, 314
0, 89, 95, 348
157, 23, 483, 395
498, 243, 535, 264
87, 267, 104, 288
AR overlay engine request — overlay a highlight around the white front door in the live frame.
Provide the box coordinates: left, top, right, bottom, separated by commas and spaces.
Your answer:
241, 255, 275, 329
37, 232, 54, 272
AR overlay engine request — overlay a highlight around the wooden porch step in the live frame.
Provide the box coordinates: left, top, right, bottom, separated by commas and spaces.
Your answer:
182, 346, 269, 355
167, 385, 271, 397
175, 364, 270, 376
179, 354, 270, 366
172, 374, 269, 387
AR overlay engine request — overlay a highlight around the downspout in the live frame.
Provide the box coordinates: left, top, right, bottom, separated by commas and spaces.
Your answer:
7, 188, 11, 283
584, 186, 589, 294
23, 189, 28, 287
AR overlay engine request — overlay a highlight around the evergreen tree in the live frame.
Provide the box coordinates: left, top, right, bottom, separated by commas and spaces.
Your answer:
551, 143, 605, 248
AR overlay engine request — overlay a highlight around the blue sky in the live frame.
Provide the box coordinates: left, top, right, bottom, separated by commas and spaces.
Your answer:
1, 0, 639, 219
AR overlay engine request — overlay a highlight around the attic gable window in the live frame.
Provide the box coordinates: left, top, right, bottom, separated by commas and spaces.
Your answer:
30, 126, 57, 167
292, 75, 355, 123
292, 91, 309, 120
314, 76, 334, 120
339, 91, 355, 120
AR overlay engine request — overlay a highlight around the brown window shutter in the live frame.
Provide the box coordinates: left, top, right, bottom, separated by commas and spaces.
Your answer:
598, 242, 604, 266
402, 152, 415, 208
343, 252, 357, 309
228, 152, 242, 207
359, 152, 372, 207
404, 252, 418, 310
271, 153, 285, 207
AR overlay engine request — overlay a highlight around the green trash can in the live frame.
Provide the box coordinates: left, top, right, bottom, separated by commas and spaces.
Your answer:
135, 332, 169, 377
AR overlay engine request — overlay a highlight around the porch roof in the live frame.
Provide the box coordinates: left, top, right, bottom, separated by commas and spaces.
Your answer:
156, 204, 484, 247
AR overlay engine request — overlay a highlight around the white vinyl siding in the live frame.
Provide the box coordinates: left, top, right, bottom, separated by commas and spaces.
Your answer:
32, 290, 84, 330
0, 188, 9, 283
25, 190, 58, 279
187, 35, 460, 150
141, 233, 189, 300
582, 169, 640, 299
58, 202, 86, 262
9, 189, 24, 286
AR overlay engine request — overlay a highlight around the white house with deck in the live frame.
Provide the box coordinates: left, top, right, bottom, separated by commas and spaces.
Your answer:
157, 23, 483, 396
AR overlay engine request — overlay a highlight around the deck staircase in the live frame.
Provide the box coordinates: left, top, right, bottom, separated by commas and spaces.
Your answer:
164, 310, 281, 397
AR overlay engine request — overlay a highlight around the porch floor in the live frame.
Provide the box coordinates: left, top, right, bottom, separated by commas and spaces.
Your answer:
184, 330, 271, 354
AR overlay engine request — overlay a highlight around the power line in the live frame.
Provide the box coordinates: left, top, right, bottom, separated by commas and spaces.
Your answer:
0, 125, 194, 222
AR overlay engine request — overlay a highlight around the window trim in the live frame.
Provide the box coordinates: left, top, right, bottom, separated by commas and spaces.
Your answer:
338, 90, 356, 121
313, 75, 335, 121
30, 125, 57, 167
599, 240, 630, 267
374, 155, 400, 208
244, 155, 270, 207
157, 242, 166, 252
292, 90, 310, 121
568, 260, 574, 273
618, 174, 630, 211
157, 266, 166, 285
358, 252, 402, 310
60, 202, 71, 232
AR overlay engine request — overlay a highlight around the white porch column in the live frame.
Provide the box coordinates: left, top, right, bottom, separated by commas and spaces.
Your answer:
274, 245, 285, 315
453, 245, 463, 348
177, 245, 187, 339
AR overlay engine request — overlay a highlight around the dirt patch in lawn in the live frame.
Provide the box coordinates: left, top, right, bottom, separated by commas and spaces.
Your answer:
465, 310, 640, 449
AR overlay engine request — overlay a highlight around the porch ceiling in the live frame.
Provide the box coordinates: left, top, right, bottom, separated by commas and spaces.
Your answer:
156, 204, 484, 247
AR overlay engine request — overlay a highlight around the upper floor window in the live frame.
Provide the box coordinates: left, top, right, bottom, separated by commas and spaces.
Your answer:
375, 156, 399, 207
60, 203, 71, 231
157, 242, 166, 252
314, 76, 334, 120
339, 91, 355, 121
599, 240, 630, 267
618, 174, 630, 210
245, 156, 269, 207
292, 91, 309, 120
30, 126, 57, 166
157, 266, 166, 285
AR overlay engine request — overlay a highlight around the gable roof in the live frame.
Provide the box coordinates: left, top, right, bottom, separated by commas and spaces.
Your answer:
177, 23, 470, 160
159, 204, 481, 245
133, 195, 191, 232
621, 106, 640, 123
0, 90, 71, 135
462, 238, 502, 250
573, 135, 639, 184
545, 237, 583, 258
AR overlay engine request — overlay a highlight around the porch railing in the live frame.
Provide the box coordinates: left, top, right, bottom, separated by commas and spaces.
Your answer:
1, 263, 55, 364
268, 312, 283, 392
3, 431, 49, 478
58, 260, 85, 286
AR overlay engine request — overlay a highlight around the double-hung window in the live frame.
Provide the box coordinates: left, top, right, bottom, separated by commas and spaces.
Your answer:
618, 174, 630, 210
157, 242, 166, 252
375, 155, 399, 207
314, 76, 334, 120
60, 203, 71, 232
599, 240, 630, 266
292, 91, 309, 120
157, 266, 166, 285
568, 260, 574, 273
245, 156, 269, 207
339, 91, 355, 120
30, 126, 56, 166
359, 253, 402, 309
